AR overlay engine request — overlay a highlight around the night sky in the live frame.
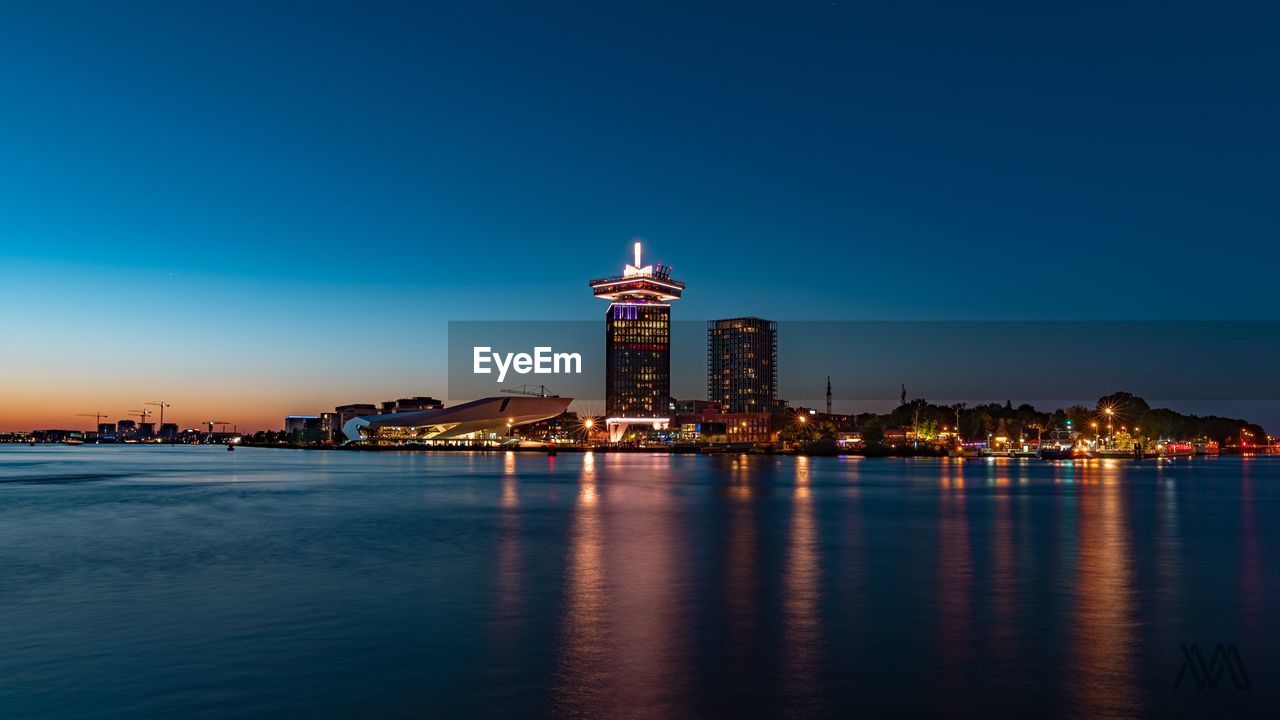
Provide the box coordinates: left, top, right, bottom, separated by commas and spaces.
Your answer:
2, 1, 1278, 430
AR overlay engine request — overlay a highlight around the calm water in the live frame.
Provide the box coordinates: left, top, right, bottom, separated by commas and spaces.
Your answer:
1, 446, 1277, 719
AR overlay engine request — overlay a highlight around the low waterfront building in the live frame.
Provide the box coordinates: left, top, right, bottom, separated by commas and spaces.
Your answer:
343, 396, 572, 445
31, 429, 82, 443
334, 404, 378, 443
512, 411, 582, 444
674, 407, 789, 445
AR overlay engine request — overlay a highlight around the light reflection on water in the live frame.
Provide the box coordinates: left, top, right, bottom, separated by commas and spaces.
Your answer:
1, 446, 1278, 719
782, 456, 820, 717
1068, 465, 1139, 719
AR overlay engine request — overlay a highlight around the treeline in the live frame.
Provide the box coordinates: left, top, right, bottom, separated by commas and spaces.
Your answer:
859, 391, 1265, 444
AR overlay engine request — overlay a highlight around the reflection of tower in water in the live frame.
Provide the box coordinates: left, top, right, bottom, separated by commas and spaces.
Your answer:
554, 459, 607, 714
723, 454, 760, 684
554, 454, 689, 718
782, 456, 822, 716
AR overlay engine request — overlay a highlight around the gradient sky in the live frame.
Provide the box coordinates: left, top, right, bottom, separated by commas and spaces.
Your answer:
2, 1, 1278, 431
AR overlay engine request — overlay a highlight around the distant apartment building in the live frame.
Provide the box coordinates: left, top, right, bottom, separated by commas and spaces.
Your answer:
284, 415, 317, 434
334, 403, 378, 440
116, 419, 136, 438
381, 396, 444, 414
335, 403, 378, 424
708, 317, 779, 413
317, 412, 337, 442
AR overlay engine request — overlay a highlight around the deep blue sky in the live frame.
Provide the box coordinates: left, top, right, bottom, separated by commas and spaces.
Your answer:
2, 1, 1278, 428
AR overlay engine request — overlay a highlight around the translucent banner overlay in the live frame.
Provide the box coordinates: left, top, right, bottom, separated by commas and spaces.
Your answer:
449, 320, 1280, 411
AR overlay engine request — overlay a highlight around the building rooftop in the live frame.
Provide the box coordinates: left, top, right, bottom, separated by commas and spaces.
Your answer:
589, 241, 684, 301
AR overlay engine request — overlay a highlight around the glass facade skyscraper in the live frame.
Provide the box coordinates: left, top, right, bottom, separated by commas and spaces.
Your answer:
606, 303, 671, 419
708, 317, 778, 413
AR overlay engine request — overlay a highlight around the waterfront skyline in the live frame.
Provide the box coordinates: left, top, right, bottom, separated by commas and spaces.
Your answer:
4, 1, 1280, 431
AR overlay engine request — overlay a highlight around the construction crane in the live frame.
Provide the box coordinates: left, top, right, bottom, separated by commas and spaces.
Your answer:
203, 421, 231, 441
126, 409, 154, 440
145, 401, 171, 427
500, 384, 559, 398
76, 412, 109, 430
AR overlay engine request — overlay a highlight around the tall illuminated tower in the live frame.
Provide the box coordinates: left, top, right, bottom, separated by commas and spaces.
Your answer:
590, 241, 685, 442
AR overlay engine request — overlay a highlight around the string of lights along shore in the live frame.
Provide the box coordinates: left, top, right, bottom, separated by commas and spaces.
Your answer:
590, 241, 684, 443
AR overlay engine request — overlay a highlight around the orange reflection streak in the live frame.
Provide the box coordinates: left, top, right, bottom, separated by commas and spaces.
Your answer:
1154, 462, 1182, 624
935, 461, 973, 709
1069, 466, 1138, 717
783, 456, 822, 715
1239, 463, 1262, 628
489, 468, 524, 687
724, 456, 759, 679
604, 454, 687, 717
990, 481, 1017, 668
554, 469, 607, 715
497, 476, 521, 586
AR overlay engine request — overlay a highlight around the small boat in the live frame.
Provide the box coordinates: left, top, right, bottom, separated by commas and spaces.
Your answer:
1039, 429, 1078, 460
226, 443, 235, 452
62, 438, 84, 446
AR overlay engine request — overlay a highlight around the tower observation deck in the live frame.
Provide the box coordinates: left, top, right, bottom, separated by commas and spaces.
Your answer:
589, 242, 684, 442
